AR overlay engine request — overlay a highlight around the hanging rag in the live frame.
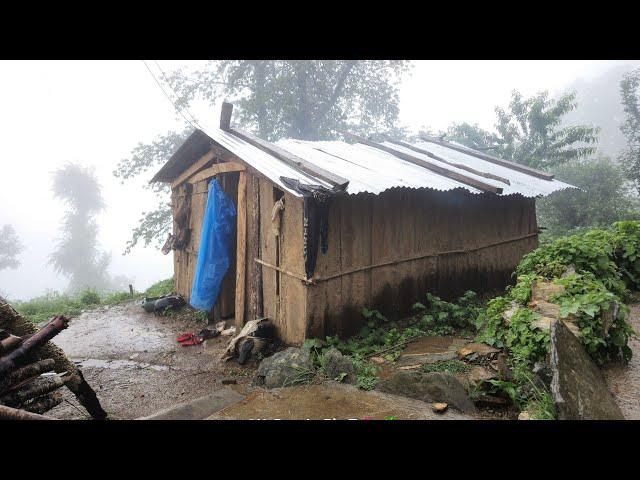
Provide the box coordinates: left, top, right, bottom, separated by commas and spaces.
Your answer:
279, 177, 332, 279
271, 197, 285, 237
190, 179, 237, 311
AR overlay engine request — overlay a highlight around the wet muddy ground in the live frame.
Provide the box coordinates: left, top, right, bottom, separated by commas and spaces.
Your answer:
48, 301, 257, 419
603, 302, 640, 420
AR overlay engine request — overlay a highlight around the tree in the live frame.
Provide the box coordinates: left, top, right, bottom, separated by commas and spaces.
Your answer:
619, 67, 640, 194
0, 225, 23, 270
536, 155, 639, 238
446, 90, 599, 169
115, 60, 411, 252
49, 163, 112, 293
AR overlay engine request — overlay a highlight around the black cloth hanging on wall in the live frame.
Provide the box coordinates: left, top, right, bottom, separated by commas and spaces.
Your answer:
280, 177, 332, 279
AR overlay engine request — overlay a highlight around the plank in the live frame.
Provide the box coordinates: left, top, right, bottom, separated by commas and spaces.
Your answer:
188, 162, 245, 184
419, 134, 554, 180
385, 139, 511, 185
246, 174, 263, 320
220, 102, 234, 130
170, 150, 216, 189
234, 171, 247, 328
342, 132, 503, 194
229, 127, 350, 190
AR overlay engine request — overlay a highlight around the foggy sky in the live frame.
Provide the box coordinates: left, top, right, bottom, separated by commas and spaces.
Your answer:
0, 60, 637, 300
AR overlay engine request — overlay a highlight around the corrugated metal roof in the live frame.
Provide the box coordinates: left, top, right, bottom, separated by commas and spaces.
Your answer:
154, 125, 575, 198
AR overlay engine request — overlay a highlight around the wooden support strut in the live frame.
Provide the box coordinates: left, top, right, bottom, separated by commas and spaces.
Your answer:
188, 162, 245, 184
170, 150, 216, 189
343, 132, 503, 194
235, 171, 247, 328
228, 127, 350, 191
385, 138, 511, 186
419, 134, 555, 181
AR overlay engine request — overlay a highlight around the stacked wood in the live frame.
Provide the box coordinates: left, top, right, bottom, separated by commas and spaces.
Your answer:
0, 296, 107, 420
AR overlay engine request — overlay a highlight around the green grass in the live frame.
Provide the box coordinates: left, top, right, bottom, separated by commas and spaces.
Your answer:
144, 278, 174, 297
14, 277, 175, 324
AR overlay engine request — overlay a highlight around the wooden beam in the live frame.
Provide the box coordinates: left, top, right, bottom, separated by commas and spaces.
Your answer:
234, 171, 247, 328
228, 127, 350, 190
220, 102, 233, 130
342, 132, 503, 194
170, 150, 215, 189
419, 134, 554, 180
385, 138, 511, 186
188, 162, 246, 184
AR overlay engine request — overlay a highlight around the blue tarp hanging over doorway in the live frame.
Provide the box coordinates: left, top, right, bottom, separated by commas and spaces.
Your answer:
190, 179, 237, 311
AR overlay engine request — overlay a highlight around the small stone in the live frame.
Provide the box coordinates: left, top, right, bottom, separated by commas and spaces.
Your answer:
518, 411, 531, 420
467, 366, 496, 386
432, 402, 448, 413
320, 347, 356, 384
370, 356, 385, 364
501, 301, 520, 326
457, 342, 499, 359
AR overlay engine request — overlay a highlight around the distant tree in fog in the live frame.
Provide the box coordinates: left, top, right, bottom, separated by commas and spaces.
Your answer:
445, 90, 599, 169
0, 224, 23, 270
49, 163, 112, 293
114, 60, 412, 252
620, 67, 640, 195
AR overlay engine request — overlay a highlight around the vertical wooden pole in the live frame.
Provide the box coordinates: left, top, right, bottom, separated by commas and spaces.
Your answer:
235, 171, 247, 328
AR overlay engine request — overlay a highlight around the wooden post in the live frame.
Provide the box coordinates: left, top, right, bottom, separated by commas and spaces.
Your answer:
235, 171, 247, 328
220, 102, 233, 130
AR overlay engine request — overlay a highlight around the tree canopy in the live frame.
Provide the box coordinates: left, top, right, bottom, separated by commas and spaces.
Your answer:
50, 164, 112, 293
0, 224, 23, 271
446, 90, 599, 169
115, 60, 411, 252
619, 67, 640, 195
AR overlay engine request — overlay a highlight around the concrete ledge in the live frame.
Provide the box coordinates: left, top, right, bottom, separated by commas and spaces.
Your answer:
138, 388, 245, 420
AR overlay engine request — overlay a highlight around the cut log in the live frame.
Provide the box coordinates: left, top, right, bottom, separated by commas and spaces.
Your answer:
0, 358, 56, 394
0, 334, 23, 355
0, 316, 69, 377
229, 128, 350, 190
0, 297, 108, 420
0, 404, 55, 420
0, 374, 67, 407
419, 134, 554, 180
23, 391, 63, 414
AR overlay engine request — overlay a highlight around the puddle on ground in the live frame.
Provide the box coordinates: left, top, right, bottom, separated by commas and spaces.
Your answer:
208, 383, 469, 420
76, 358, 169, 371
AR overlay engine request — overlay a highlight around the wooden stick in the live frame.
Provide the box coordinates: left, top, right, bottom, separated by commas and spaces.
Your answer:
342, 131, 502, 194
229, 127, 350, 190
385, 138, 511, 185
23, 391, 63, 414
170, 150, 216, 189
254, 258, 312, 284
419, 134, 554, 180
0, 404, 56, 420
0, 316, 69, 377
235, 172, 247, 328
0, 375, 67, 407
0, 358, 56, 394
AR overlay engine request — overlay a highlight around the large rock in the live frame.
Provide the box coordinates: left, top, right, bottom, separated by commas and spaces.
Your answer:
256, 347, 313, 389
550, 319, 624, 420
376, 371, 476, 414
320, 347, 356, 384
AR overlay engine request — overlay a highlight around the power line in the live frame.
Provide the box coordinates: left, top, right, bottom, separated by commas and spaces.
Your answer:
141, 60, 203, 131
153, 60, 203, 128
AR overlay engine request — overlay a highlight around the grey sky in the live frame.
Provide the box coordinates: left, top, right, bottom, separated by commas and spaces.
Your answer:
0, 60, 636, 300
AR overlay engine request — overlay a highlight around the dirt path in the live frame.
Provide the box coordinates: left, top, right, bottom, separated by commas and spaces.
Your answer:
603, 302, 640, 420
47, 301, 256, 419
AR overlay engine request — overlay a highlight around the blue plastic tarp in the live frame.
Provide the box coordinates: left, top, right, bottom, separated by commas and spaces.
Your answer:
190, 179, 237, 311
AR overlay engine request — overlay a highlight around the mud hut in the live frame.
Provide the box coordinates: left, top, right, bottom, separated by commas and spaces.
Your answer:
151, 104, 574, 345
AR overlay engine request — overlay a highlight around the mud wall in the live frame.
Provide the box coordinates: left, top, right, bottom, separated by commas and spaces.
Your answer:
304, 188, 538, 340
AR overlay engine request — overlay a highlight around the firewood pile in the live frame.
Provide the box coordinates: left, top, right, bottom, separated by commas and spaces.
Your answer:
0, 295, 107, 420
